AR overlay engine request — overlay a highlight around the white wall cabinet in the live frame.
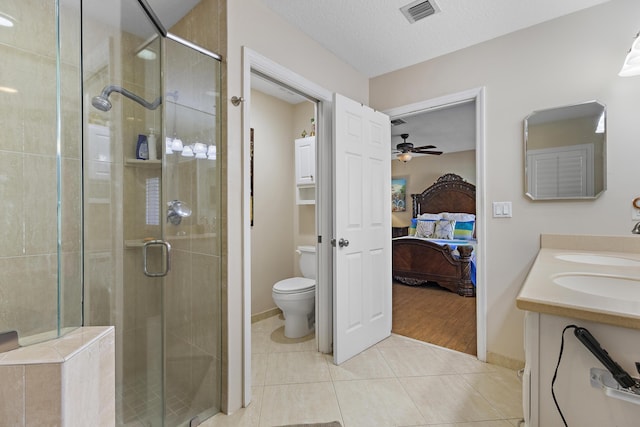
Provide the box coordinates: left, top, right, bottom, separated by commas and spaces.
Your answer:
295, 136, 315, 204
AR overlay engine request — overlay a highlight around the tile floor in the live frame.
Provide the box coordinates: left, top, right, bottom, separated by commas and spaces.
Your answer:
203, 315, 524, 427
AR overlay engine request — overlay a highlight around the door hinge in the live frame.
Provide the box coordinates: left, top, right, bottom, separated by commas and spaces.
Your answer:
317, 235, 322, 243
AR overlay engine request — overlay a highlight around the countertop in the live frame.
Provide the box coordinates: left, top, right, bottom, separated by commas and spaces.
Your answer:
516, 234, 640, 330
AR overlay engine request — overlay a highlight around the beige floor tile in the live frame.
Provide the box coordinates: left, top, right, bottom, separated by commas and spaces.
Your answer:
252, 330, 272, 354
252, 315, 284, 333
268, 327, 317, 353
252, 352, 267, 386
428, 346, 496, 375
201, 387, 263, 427
333, 378, 425, 427
462, 368, 523, 419
400, 375, 502, 424
327, 347, 395, 381
259, 382, 342, 427
375, 333, 423, 348
243, 315, 521, 427
378, 342, 457, 377
265, 351, 331, 385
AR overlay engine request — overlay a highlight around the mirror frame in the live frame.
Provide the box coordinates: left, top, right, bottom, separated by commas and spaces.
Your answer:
524, 100, 607, 201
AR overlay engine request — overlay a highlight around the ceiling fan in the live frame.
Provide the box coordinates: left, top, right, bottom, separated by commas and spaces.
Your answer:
393, 133, 443, 162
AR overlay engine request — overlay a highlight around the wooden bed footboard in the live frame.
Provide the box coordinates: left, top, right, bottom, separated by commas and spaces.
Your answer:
392, 238, 475, 297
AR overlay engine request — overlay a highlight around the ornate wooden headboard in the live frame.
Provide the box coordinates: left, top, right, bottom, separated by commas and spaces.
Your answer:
411, 173, 476, 217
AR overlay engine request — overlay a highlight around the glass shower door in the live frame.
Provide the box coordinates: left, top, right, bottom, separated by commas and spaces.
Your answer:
82, 1, 221, 426
161, 35, 221, 426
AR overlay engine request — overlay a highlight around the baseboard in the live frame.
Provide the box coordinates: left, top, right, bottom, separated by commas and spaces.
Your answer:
486, 351, 525, 371
251, 307, 282, 323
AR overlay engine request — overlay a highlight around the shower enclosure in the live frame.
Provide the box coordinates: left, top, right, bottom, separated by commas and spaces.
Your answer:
0, 0, 222, 425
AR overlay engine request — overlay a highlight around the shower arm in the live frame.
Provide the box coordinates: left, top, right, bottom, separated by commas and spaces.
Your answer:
99, 85, 162, 110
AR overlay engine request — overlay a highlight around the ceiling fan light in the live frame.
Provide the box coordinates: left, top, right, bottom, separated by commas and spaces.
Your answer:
397, 152, 412, 162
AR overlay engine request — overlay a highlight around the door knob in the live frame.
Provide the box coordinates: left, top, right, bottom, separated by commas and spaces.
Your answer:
338, 238, 349, 247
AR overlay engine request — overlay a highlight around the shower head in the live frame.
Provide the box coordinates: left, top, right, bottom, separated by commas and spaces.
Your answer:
91, 85, 162, 112
91, 94, 112, 111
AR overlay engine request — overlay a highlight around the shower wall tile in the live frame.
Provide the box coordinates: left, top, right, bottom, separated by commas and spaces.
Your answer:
25, 364, 62, 425
23, 153, 57, 255
192, 253, 221, 355
165, 249, 193, 340
0, 0, 56, 60
61, 157, 82, 252
0, 365, 25, 426
60, 250, 82, 329
0, 151, 24, 257
0, 255, 57, 339
59, 0, 81, 68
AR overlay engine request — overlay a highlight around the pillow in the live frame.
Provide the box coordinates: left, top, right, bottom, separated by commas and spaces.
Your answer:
442, 212, 475, 222
453, 220, 475, 240
434, 219, 456, 240
417, 213, 442, 220
408, 218, 417, 236
415, 219, 436, 238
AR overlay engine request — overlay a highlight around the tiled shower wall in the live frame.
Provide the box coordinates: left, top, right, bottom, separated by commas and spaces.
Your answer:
0, 0, 82, 341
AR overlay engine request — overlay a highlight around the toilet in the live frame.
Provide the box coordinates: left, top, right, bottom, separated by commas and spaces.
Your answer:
272, 245, 316, 338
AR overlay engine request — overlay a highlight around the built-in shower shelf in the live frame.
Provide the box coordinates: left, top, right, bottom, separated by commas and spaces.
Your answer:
125, 158, 161, 168
125, 233, 217, 248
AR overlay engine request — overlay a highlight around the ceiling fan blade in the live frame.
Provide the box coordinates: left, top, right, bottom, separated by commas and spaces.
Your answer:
414, 150, 443, 155
412, 144, 437, 150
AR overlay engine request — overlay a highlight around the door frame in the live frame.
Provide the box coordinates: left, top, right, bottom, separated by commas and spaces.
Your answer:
241, 47, 334, 406
383, 87, 487, 361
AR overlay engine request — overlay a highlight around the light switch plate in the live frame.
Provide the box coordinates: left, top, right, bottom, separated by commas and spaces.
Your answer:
493, 201, 513, 218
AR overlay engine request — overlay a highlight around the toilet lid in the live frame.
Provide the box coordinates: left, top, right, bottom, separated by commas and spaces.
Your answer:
273, 277, 315, 294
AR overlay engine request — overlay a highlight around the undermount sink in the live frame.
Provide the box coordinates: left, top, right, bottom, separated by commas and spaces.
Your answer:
554, 253, 640, 267
553, 273, 640, 302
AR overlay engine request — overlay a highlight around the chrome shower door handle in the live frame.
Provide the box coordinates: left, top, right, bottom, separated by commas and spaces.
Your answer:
143, 240, 171, 277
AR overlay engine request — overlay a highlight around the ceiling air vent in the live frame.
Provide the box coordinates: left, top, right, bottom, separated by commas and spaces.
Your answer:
400, 0, 440, 24
391, 118, 407, 126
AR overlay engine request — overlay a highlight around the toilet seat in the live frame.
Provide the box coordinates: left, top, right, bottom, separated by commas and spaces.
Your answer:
273, 277, 315, 294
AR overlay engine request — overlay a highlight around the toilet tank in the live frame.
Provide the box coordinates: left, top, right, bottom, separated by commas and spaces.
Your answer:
297, 245, 316, 280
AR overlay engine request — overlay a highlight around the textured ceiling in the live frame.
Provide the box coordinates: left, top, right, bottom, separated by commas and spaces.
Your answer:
263, 0, 610, 78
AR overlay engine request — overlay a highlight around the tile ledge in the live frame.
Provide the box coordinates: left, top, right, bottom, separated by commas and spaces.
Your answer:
0, 326, 114, 365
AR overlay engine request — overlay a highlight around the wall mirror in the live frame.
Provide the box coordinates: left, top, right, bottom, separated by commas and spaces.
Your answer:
524, 100, 606, 200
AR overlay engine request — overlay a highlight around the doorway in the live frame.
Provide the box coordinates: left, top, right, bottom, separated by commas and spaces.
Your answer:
241, 48, 335, 406
384, 88, 487, 361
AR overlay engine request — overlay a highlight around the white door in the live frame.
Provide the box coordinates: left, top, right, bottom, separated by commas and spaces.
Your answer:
333, 93, 392, 364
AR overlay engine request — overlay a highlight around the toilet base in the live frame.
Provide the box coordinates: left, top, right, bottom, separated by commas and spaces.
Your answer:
283, 311, 314, 339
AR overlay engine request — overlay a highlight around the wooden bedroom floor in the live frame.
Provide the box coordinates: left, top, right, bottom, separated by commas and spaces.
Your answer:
392, 281, 477, 356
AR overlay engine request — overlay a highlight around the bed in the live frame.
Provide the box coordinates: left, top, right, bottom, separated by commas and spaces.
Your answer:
392, 173, 476, 297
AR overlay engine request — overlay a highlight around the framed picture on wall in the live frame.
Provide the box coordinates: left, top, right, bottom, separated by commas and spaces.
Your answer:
391, 177, 407, 212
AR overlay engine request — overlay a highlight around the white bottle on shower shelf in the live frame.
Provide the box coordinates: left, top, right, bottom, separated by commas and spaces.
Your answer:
148, 128, 157, 160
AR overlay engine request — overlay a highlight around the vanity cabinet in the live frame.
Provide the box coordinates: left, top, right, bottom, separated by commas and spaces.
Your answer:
523, 312, 640, 427
295, 136, 315, 204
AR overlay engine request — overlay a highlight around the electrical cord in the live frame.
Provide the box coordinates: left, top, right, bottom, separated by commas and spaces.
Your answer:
552, 324, 578, 427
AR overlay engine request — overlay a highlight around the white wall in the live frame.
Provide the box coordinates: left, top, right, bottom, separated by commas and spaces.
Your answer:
250, 90, 295, 315
227, 0, 369, 409
371, 0, 640, 366
391, 150, 476, 227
